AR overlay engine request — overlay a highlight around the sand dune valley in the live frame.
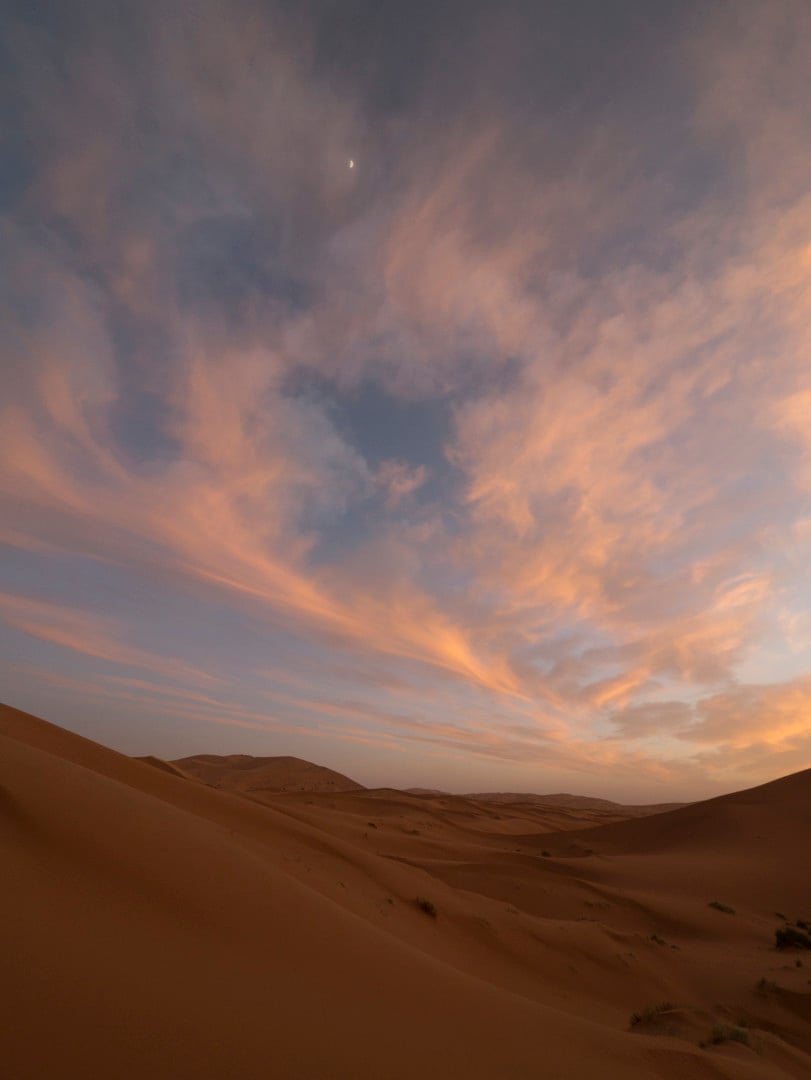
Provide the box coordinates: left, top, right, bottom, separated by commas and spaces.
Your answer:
1, 701, 809, 1079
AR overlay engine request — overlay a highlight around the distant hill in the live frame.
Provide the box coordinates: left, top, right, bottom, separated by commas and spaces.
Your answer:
172, 753, 364, 794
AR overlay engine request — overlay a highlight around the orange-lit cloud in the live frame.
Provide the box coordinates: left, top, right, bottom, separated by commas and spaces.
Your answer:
374, 460, 429, 508
0, 593, 219, 686
2, 0, 811, 799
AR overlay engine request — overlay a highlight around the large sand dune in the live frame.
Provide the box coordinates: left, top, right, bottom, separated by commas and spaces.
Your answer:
2, 700, 809, 1078
172, 752, 364, 794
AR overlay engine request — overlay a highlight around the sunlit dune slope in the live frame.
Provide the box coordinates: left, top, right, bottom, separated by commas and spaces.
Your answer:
0, 703, 684, 1079
2, 701, 808, 1080
173, 751, 364, 793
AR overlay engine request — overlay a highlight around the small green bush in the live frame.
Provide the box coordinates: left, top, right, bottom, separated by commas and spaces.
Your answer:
708, 900, 736, 914
709, 1023, 750, 1047
775, 926, 811, 950
629, 1002, 676, 1028
415, 897, 437, 918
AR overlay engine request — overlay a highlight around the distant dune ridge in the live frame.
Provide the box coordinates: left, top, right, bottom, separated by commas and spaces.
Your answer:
135, 755, 192, 780
172, 761, 684, 813
460, 791, 688, 815
2, 700, 810, 1079
170, 752, 364, 793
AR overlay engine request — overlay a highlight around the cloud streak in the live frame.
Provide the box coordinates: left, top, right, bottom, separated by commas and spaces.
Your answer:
1, 0, 810, 798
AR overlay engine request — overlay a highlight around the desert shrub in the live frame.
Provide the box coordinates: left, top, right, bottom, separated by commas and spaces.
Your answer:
650, 934, 667, 946
709, 1023, 750, 1046
775, 926, 811, 950
708, 900, 736, 914
629, 1002, 676, 1028
756, 976, 777, 994
541, 850, 551, 857
797, 919, 810, 932
415, 897, 437, 918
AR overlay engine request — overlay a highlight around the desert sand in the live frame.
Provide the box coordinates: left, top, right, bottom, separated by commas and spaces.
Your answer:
2, 700, 809, 1078
171, 752, 365, 794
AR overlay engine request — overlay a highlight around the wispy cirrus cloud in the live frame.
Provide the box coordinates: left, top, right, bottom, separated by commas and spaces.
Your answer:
0, 593, 219, 686
1, 0, 810, 798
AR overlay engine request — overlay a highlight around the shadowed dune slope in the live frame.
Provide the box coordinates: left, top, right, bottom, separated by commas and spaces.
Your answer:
1, 701, 808, 1079
135, 754, 191, 779
517, 768, 811, 928
535, 768, 811, 857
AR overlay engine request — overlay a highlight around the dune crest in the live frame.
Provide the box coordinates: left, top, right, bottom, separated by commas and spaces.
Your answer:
172, 751, 364, 794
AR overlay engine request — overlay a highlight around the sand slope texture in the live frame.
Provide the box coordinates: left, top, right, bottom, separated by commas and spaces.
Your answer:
173, 752, 364, 794
2, 701, 809, 1079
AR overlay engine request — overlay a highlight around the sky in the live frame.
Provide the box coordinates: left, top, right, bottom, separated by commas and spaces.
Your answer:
1, 0, 810, 802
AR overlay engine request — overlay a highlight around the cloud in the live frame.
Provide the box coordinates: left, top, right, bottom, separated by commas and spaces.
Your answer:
681, 677, 811, 750
1, 0, 811, 796
774, 387, 811, 492
0, 593, 218, 685
607, 701, 694, 742
373, 460, 428, 507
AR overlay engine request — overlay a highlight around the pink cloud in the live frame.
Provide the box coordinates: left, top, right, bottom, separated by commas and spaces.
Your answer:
0, 593, 219, 685
374, 460, 428, 508
2, 0, 811, 797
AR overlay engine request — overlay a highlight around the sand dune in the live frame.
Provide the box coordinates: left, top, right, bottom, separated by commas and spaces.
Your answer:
135, 754, 192, 779
173, 751, 364, 794
2, 700, 809, 1079
537, 767, 811, 857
